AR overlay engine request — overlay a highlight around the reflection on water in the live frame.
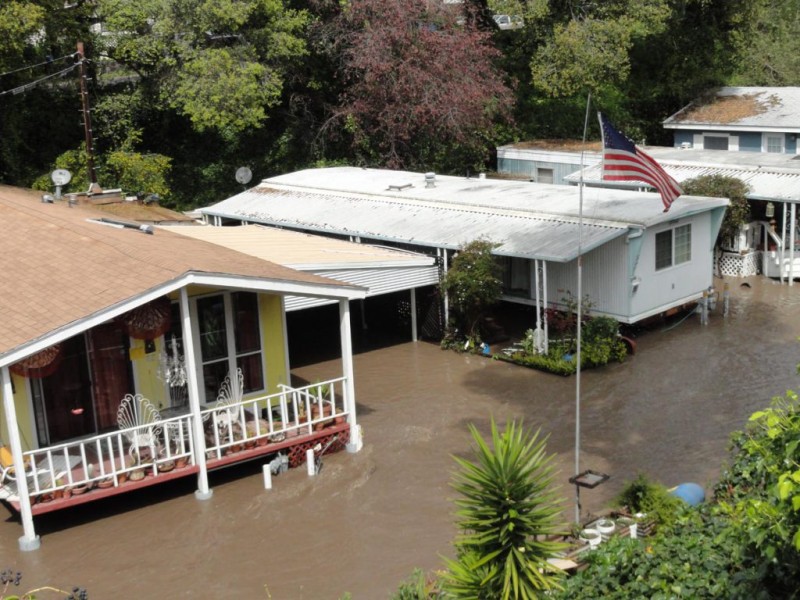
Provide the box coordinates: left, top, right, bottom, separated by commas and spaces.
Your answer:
4, 277, 800, 599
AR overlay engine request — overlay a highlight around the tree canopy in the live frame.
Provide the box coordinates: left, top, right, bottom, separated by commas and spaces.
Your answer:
0, 0, 795, 207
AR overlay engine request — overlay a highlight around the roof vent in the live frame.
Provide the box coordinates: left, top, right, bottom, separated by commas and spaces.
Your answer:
425, 172, 436, 188
680, 142, 692, 149
388, 183, 413, 191
91, 217, 154, 235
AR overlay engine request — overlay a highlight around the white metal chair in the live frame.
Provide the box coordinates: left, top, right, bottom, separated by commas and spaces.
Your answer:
214, 369, 244, 443
117, 394, 163, 461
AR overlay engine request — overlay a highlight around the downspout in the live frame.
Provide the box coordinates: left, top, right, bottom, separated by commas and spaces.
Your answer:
2, 367, 39, 550
181, 288, 212, 500
340, 299, 361, 453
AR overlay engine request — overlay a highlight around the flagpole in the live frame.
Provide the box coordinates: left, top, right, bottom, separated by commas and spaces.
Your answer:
575, 93, 591, 524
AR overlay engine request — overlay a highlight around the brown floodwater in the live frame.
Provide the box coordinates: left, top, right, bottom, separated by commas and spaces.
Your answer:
2, 277, 800, 599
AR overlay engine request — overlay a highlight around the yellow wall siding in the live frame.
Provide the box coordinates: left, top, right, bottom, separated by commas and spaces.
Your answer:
1, 373, 35, 452
3, 289, 289, 449
259, 294, 288, 395
129, 337, 170, 410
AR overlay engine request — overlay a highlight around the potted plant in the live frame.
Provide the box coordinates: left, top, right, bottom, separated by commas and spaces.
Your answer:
128, 451, 146, 481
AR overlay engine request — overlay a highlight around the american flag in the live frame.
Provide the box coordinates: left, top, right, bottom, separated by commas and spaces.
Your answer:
598, 112, 683, 212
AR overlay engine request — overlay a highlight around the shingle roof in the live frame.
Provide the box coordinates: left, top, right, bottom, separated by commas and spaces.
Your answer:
0, 186, 358, 360
664, 87, 800, 130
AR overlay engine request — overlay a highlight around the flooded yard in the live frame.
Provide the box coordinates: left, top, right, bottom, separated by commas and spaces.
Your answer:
2, 277, 800, 598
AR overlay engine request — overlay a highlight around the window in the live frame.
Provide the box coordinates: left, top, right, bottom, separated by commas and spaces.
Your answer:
655, 224, 691, 271
536, 167, 554, 184
703, 136, 728, 150
196, 291, 264, 401
764, 134, 784, 153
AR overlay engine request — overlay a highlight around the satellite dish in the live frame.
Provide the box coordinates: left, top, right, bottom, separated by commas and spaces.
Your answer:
235, 166, 253, 186
51, 169, 72, 186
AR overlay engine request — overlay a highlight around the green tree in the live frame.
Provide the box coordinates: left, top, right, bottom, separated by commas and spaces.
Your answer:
731, 0, 800, 85
96, 0, 308, 139
716, 390, 800, 597
441, 240, 502, 340
681, 174, 751, 248
443, 419, 566, 599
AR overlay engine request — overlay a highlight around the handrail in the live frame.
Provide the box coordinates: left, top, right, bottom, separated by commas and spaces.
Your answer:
12, 378, 347, 500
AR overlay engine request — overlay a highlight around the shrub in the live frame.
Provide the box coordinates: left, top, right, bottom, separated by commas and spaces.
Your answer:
613, 473, 682, 528
442, 419, 566, 599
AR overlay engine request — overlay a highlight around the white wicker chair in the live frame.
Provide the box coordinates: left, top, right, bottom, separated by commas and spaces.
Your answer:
117, 394, 163, 460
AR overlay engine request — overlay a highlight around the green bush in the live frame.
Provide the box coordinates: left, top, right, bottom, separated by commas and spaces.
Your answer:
613, 473, 682, 528
496, 352, 577, 376
390, 569, 442, 600
556, 508, 761, 599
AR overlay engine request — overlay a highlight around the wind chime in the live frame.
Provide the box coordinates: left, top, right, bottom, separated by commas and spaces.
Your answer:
157, 335, 188, 406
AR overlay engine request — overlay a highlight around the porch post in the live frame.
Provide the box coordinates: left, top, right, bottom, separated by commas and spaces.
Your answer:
534, 260, 541, 349
442, 248, 450, 328
2, 367, 39, 550
543, 261, 549, 354
790, 203, 796, 286
410, 288, 418, 342
339, 299, 361, 453
180, 288, 212, 500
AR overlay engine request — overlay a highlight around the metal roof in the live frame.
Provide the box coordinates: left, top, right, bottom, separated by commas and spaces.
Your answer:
158, 224, 440, 311
664, 87, 800, 131
201, 167, 728, 263
158, 224, 435, 270
566, 147, 800, 202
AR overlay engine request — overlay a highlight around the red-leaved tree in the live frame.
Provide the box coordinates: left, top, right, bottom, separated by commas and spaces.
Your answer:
320, 0, 513, 171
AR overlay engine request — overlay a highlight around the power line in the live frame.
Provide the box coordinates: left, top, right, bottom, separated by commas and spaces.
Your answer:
0, 61, 81, 97
0, 53, 79, 79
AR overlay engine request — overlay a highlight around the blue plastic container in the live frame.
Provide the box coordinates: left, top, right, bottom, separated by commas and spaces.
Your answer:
670, 482, 705, 506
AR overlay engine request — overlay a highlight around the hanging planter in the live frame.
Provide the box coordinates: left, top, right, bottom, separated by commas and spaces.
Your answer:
9, 344, 63, 378
118, 296, 171, 340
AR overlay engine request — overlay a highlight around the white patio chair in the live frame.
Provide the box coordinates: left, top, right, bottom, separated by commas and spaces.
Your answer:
213, 369, 244, 443
117, 394, 163, 461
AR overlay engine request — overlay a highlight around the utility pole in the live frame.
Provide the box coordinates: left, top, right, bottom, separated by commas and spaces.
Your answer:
77, 41, 101, 194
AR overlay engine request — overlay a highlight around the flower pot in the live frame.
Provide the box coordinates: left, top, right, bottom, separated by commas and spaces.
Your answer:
595, 518, 615, 537
175, 456, 190, 469
68, 484, 89, 496
129, 469, 146, 482
158, 460, 176, 473
97, 477, 115, 489
616, 516, 637, 539
579, 528, 602, 548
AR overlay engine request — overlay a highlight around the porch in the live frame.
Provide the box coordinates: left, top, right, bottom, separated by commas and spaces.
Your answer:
1, 378, 353, 516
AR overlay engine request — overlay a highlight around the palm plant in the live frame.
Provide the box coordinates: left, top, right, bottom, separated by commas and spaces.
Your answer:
443, 419, 566, 599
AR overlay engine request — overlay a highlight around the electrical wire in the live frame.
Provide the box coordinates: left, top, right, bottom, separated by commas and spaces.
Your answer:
0, 53, 79, 79
0, 61, 81, 97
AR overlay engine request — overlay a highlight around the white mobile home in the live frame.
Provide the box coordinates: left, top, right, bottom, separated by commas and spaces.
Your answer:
200, 167, 728, 333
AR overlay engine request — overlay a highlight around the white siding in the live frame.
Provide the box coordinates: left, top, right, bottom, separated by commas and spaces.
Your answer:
630, 212, 713, 320
545, 236, 630, 320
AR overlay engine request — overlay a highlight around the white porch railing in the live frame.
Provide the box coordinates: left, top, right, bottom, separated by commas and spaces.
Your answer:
203, 377, 348, 460
9, 378, 348, 501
